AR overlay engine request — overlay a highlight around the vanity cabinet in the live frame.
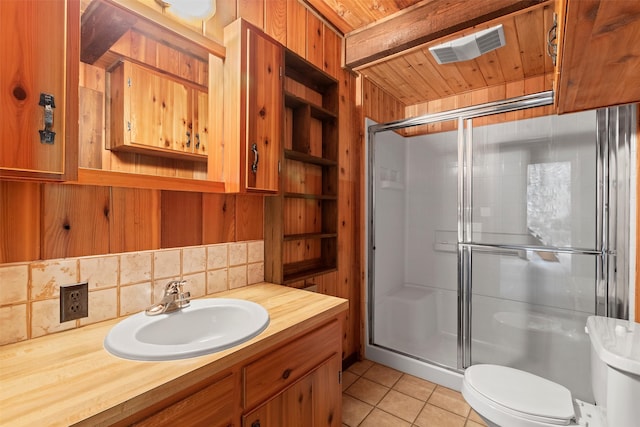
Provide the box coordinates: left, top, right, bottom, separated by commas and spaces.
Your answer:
0, 0, 78, 180
242, 320, 342, 427
109, 61, 208, 162
221, 19, 283, 193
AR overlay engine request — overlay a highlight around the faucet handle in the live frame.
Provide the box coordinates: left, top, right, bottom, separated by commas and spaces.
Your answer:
164, 280, 187, 295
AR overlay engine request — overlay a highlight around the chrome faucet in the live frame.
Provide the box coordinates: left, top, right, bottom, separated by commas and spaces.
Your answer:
145, 280, 191, 316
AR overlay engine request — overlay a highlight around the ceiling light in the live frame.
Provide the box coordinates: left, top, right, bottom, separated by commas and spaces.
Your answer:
429, 24, 506, 65
156, 0, 216, 20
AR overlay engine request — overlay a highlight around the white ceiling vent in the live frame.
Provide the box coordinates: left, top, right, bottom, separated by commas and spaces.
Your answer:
429, 24, 506, 65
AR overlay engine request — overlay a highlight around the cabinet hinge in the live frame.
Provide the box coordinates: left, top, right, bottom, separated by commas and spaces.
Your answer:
127, 121, 132, 132
127, 77, 132, 87
338, 370, 342, 384
278, 160, 281, 173
279, 66, 283, 79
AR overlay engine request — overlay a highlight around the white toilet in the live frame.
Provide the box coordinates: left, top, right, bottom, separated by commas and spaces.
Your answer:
462, 316, 640, 427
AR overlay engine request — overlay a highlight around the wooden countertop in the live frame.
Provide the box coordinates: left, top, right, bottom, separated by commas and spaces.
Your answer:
0, 283, 348, 426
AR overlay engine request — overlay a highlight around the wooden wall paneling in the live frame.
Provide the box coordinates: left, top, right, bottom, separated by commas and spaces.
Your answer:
237, 0, 264, 30
202, 194, 236, 244
286, 0, 306, 58
306, 11, 324, 69
0, 182, 41, 263
558, 0, 640, 113
265, 0, 287, 45
264, 194, 283, 283
323, 25, 341, 78
79, 63, 106, 170
109, 187, 161, 253
236, 195, 265, 241
160, 191, 203, 248
42, 184, 110, 259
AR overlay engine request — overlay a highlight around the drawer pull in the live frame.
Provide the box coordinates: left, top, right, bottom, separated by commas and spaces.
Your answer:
251, 421, 260, 427
282, 368, 292, 379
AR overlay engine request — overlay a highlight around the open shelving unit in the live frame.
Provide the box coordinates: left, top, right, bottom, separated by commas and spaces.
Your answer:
265, 50, 339, 285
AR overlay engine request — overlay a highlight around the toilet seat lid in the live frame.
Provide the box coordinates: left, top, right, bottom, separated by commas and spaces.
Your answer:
464, 365, 575, 424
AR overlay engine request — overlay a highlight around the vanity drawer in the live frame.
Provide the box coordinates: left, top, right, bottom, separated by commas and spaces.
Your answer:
243, 319, 340, 410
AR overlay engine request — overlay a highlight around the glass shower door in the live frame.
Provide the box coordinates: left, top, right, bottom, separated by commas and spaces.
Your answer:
462, 110, 600, 401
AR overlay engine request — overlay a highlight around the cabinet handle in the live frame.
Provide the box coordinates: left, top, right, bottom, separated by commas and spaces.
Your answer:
38, 93, 56, 144
195, 133, 200, 150
251, 143, 259, 174
186, 131, 191, 148
282, 368, 292, 379
251, 421, 261, 427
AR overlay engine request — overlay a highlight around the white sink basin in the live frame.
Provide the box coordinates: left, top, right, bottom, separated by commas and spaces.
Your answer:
104, 298, 269, 361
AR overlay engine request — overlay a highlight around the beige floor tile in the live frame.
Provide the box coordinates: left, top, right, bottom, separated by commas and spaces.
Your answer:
363, 363, 403, 387
393, 374, 436, 401
414, 403, 467, 427
376, 389, 425, 423
342, 370, 359, 391
342, 394, 373, 426
360, 408, 411, 427
468, 409, 488, 425
345, 377, 390, 406
428, 386, 471, 418
347, 359, 374, 376
465, 420, 487, 427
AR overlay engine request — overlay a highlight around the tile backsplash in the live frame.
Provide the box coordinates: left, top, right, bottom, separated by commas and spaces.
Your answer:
0, 240, 265, 346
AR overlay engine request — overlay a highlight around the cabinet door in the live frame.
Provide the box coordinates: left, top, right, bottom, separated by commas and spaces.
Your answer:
245, 28, 282, 192
128, 63, 190, 154
242, 355, 341, 427
0, 0, 78, 180
191, 89, 209, 156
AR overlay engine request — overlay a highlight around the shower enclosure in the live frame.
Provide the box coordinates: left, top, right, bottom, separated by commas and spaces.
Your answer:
366, 93, 634, 401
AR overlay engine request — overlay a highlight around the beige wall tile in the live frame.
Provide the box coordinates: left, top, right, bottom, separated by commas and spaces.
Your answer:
183, 247, 206, 274
0, 264, 28, 304
0, 305, 28, 345
31, 299, 76, 338
154, 250, 181, 279
183, 272, 206, 298
80, 288, 117, 326
207, 244, 227, 270
30, 259, 78, 300
247, 262, 264, 285
228, 265, 247, 289
228, 242, 247, 266
120, 252, 152, 285
80, 256, 118, 290
247, 240, 264, 263
207, 269, 227, 294
120, 282, 152, 316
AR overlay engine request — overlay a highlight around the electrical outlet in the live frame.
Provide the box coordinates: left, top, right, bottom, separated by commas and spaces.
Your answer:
60, 282, 88, 322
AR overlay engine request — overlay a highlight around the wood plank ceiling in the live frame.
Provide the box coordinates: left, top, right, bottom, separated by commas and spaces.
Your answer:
308, 0, 556, 106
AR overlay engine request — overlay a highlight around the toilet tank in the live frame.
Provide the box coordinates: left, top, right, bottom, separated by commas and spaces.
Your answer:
587, 316, 640, 427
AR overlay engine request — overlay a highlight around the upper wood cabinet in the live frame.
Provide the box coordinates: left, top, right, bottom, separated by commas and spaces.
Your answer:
556, 0, 640, 113
220, 19, 283, 193
109, 61, 208, 162
0, 0, 79, 181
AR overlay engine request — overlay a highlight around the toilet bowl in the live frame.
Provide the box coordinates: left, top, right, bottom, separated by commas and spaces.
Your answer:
461, 316, 640, 427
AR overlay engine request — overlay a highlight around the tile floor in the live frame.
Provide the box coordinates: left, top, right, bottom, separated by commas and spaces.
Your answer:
342, 360, 487, 427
